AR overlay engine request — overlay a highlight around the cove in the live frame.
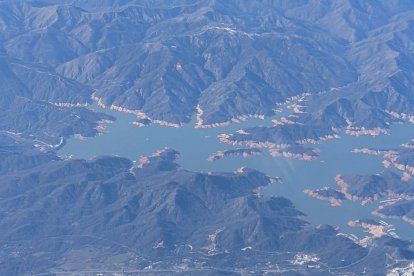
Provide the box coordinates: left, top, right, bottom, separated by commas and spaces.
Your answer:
59, 104, 414, 240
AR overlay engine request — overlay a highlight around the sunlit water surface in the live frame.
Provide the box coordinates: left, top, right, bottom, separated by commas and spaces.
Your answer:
59, 104, 414, 240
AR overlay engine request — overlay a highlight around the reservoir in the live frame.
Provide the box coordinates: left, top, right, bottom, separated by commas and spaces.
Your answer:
59, 104, 414, 240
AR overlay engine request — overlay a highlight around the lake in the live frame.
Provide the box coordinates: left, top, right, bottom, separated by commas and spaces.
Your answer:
59, 104, 414, 240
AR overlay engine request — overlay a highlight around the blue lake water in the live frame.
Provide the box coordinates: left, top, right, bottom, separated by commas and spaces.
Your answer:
59, 104, 414, 240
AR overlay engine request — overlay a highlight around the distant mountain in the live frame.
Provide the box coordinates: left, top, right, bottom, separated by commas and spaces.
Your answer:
1, 0, 414, 144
